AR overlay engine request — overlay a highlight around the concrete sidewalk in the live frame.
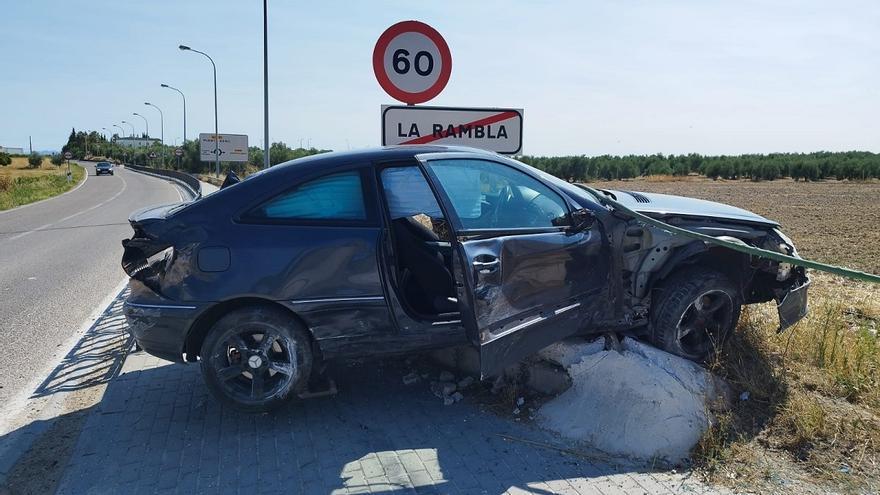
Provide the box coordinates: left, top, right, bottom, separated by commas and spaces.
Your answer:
3, 291, 732, 495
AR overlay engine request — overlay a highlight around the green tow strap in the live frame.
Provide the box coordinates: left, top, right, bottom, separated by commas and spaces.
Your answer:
578, 185, 880, 285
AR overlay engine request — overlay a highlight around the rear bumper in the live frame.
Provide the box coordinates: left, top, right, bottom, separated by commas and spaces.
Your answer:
777, 274, 810, 332
123, 280, 202, 363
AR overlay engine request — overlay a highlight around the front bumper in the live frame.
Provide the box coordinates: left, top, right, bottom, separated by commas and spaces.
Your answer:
777, 274, 810, 332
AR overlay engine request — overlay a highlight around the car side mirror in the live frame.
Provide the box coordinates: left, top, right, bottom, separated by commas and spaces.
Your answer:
568, 208, 596, 233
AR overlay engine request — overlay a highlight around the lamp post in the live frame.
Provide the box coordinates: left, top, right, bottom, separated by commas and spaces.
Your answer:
161, 83, 186, 142
121, 120, 135, 137
262, 0, 269, 169
179, 44, 219, 177
144, 102, 164, 168
132, 112, 149, 138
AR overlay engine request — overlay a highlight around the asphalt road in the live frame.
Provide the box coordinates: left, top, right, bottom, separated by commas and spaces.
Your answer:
0, 163, 185, 405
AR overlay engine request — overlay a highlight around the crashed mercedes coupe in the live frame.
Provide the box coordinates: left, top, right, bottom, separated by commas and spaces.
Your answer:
122, 146, 808, 411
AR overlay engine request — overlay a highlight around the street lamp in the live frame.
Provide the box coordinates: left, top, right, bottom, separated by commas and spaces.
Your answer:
262, 0, 269, 169
132, 112, 149, 138
161, 83, 186, 143
179, 44, 219, 177
121, 120, 135, 137
144, 102, 164, 168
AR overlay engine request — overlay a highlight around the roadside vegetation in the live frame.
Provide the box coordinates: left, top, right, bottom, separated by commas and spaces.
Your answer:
61, 128, 328, 178
0, 156, 85, 210
524, 151, 880, 181
696, 274, 879, 493
595, 177, 880, 492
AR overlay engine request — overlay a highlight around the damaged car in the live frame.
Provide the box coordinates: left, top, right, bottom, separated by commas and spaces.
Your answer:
121, 146, 809, 411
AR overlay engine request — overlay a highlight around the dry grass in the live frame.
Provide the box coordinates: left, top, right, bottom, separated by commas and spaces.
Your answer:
693, 273, 880, 492
0, 159, 84, 210
0, 156, 60, 178
599, 177, 880, 491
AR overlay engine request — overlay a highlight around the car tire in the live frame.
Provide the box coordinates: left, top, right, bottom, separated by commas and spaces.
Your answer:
200, 306, 312, 412
650, 267, 742, 362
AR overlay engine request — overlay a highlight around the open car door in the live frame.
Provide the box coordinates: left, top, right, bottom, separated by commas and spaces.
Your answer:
418, 153, 605, 377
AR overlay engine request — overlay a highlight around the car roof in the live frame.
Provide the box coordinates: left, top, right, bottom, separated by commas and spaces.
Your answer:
272, 145, 495, 170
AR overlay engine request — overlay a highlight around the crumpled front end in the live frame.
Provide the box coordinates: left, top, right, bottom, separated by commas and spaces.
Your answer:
769, 228, 809, 332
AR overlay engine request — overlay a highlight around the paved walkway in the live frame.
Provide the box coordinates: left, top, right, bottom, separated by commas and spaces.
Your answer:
9, 291, 732, 494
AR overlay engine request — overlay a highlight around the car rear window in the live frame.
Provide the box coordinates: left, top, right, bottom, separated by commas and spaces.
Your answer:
248, 170, 367, 221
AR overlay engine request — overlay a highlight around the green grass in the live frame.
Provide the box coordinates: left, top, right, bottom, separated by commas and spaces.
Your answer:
0, 164, 85, 210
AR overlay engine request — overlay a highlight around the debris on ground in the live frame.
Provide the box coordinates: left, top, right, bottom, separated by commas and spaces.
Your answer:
536, 337, 731, 464
402, 372, 420, 385
457, 376, 474, 389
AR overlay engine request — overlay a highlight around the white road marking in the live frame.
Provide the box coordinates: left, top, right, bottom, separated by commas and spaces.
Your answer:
6, 172, 128, 242
0, 276, 130, 435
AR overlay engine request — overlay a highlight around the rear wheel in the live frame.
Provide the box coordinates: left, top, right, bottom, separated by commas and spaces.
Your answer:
650, 267, 742, 361
200, 307, 312, 412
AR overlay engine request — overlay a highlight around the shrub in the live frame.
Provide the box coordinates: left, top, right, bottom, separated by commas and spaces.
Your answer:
27, 153, 43, 168
0, 176, 10, 192
0, 152, 10, 166
50, 154, 65, 166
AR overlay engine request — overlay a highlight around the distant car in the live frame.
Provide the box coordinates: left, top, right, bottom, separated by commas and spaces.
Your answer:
95, 162, 113, 175
121, 146, 809, 412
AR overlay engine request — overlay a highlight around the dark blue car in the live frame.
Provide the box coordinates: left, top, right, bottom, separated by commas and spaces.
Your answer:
122, 146, 808, 411
95, 161, 114, 175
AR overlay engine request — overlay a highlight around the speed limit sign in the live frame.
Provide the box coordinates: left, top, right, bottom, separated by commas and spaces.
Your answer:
372, 20, 452, 105
63, 151, 72, 159
174, 148, 183, 157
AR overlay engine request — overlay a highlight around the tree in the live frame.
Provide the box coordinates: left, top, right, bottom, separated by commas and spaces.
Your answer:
0, 152, 11, 166
50, 153, 65, 166
27, 153, 43, 168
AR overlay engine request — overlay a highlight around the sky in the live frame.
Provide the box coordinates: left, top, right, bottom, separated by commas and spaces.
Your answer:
2, 0, 878, 156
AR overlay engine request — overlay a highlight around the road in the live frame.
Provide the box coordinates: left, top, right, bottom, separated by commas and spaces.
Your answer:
0, 163, 185, 405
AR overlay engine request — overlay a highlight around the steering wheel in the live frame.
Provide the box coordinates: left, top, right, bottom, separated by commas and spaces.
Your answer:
490, 185, 515, 227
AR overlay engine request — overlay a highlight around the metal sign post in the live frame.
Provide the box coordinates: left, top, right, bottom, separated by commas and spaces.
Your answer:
64, 151, 73, 182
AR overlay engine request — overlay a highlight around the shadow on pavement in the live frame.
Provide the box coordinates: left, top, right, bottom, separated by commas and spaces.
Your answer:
14, 357, 688, 494
31, 290, 132, 399
1, 289, 705, 495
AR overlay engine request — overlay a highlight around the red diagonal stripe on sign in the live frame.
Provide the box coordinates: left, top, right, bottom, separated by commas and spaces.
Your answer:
401, 110, 519, 145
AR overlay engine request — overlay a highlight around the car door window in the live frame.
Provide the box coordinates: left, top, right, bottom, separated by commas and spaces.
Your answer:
250, 170, 367, 221
425, 159, 569, 230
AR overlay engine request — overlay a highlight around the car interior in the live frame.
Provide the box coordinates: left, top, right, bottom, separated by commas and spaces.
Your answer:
380, 166, 459, 319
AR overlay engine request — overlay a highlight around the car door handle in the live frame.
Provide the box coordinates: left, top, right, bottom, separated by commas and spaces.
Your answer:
473, 259, 500, 271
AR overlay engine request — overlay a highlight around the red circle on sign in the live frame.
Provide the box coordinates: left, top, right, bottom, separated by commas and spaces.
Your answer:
372, 20, 452, 104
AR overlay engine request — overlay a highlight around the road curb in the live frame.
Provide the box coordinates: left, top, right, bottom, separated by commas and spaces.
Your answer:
0, 278, 130, 488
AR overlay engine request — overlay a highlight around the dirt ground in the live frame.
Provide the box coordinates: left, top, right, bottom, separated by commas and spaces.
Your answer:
591, 177, 880, 275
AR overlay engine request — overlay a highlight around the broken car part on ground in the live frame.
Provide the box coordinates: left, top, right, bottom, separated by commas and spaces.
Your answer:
120, 145, 808, 411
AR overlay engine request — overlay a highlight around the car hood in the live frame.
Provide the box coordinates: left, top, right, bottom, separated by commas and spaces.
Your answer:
605, 189, 778, 226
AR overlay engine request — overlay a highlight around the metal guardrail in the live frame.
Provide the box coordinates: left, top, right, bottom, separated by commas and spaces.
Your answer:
124, 164, 201, 200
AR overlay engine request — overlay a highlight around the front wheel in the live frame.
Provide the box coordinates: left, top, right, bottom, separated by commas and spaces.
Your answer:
650, 267, 742, 361
200, 307, 312, 412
